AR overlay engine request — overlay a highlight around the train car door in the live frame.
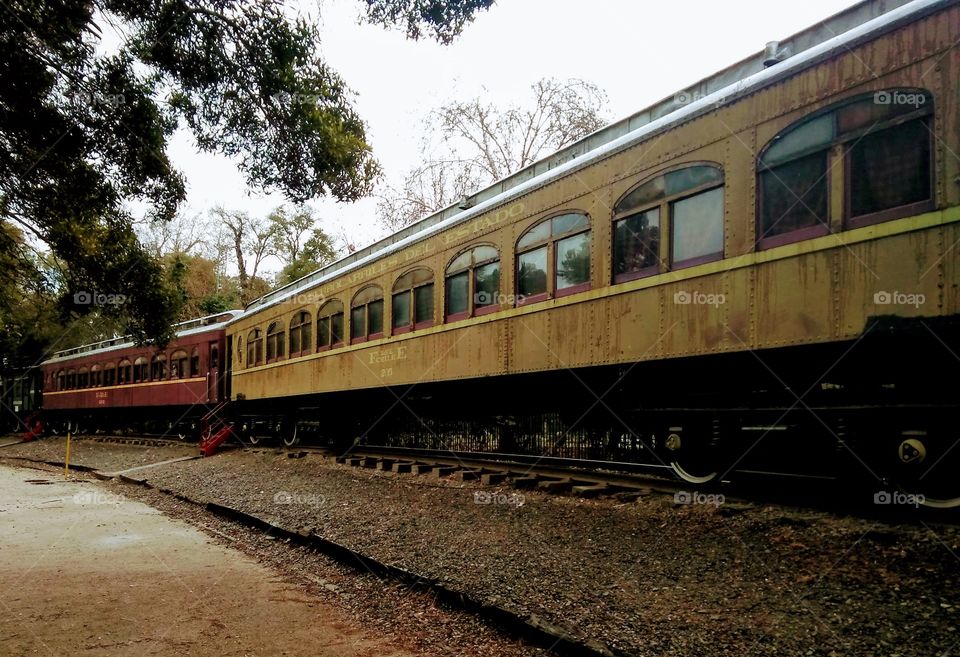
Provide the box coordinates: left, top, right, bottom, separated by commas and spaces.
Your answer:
208, 342, 220, 403
224, 335, 232, 401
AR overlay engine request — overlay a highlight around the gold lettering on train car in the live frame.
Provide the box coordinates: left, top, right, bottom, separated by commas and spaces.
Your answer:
368, 345, 408, 364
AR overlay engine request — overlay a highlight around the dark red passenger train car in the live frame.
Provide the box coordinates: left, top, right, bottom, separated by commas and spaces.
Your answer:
39, 311, 240, 437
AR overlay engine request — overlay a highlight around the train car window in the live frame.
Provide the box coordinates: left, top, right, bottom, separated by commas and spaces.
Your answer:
289, 310, 312, 357
671, 186, 724, 268
190, 348, 201, 376
150, 354, 167, 380
170, 350, 189, 379
247, 329, 263, 366
78, 367, 89, 388
104, 363, 116, 386
120, 359, 134, 384
67, 369, 76, 389
266, 322, 286, 362
516, 213, 591, 303
392, 268, 434, 334
56, 370, 65, 391
90, 365, 101, 387
318, 300, 345, 350
445, 245, 500, 322
614, 165, 722, 281
757, 89, 933, 244
350, 286, 384, 343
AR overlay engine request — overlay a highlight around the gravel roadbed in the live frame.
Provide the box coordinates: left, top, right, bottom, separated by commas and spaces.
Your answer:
6, 441, 959, 655
117, 448, 960, 656
2, 459, 539, 657
0, 436, 196, 473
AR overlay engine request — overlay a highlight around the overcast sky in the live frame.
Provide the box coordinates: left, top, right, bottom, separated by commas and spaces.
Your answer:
164, 0, 862, 273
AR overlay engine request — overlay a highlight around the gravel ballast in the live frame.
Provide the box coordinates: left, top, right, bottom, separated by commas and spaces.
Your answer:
6, 440, 959, 655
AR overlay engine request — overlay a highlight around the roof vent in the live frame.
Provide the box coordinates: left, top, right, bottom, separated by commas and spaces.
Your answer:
763, 40, 790, 67
458, 196, 474, 210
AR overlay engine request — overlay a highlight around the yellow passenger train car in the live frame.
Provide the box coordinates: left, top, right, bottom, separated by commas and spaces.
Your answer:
226, 0, 960, 504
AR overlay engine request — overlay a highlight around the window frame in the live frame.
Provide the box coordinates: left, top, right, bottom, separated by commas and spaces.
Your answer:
444, 244, 501, 322
350, 286, 384, 344
392, 268, 435, 335
516, 212, 592, 305
266, 321, 285, 363
289, 309, 313, 358
247, 329, 264, 366
842, 110, 934, 229
756, 88, 934, 248
317, 300, 345, 352
612, 164, 724, 283
170, 349, 189, 379
103, 363, 116, 387
119, 359, 133, 384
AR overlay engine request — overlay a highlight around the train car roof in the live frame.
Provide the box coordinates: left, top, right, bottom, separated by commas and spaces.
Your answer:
237, 0, 942, 322
41, 310, 243, 366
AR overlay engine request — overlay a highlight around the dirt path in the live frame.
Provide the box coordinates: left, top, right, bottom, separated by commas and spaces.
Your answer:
0, 464, 411, 657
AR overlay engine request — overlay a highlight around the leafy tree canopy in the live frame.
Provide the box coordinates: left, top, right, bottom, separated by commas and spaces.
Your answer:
0, 0, 491, 366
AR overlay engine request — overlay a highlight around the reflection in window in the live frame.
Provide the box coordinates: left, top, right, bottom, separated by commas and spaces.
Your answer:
190, 348, 201, 376
758, 89, 933, 244
351, 286, 384, 343
317, 300, 344, 350
613, 208, 659, 281
392, 268, 434, 333
614, 165, 723, 280
445, 245, 500, 321
516, 213, 591, 301
671, 186, 724, 267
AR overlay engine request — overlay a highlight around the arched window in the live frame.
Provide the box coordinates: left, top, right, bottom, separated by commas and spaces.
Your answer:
445, 245, 500, 321
119, 359, 133, 384
66, 369, 76, 389
150, 353, 167, 380
190, 347, 201, 376
56, 370, 65, 391
613, 165, 723, 282
236, 336, 243, 365
317, 300, 344, 351
90, 364, 102, 387
247, 328, 263, 366
170, 350, 189, 379
392, 268, 434, 334
289, 310, 312, 357
103, 363, 116, 387
266, 322, 285, 362
350, 286, 384, 344
758, 89, 933, 247
78, 367, 90, 388
516, 213, 591, 302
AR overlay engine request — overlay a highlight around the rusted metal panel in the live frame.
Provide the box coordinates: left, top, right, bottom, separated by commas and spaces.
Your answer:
227, 3, 960, 404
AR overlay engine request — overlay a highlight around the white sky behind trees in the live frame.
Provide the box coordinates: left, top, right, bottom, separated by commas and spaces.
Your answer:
167, 0, 860, 274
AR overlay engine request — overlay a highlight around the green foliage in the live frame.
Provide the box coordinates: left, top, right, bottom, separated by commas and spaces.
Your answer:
364, 0, 494, 44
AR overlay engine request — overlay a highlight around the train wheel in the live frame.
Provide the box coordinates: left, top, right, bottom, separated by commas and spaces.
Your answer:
662, 429, 722, 484
891, 432, 960, 509
281, 420, 299, 447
